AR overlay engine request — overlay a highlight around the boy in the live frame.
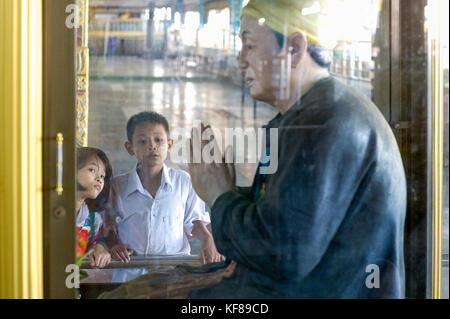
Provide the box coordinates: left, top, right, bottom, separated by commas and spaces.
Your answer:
107, 112, 224, 269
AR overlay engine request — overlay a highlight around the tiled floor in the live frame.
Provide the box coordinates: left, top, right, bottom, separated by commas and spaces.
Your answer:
88, 56, 277, 186
86, 55, 277, 259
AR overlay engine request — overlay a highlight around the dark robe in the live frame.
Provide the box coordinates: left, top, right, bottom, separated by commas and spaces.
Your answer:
190, 76, 407, 298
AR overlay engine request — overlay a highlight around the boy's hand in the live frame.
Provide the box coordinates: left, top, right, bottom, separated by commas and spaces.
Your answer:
200, 236, 225, 264
110, 243, 133, 263
90, 244, 111, 268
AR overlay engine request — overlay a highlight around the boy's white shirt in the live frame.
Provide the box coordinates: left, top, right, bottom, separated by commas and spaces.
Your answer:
110, 164, 210, 256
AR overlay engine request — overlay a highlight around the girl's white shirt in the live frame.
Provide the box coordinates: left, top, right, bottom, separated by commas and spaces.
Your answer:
76, 201, 103, 235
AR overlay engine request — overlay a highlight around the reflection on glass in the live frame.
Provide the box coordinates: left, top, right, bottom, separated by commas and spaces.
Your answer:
71, 0, 447, 300
82, 0, 385, 297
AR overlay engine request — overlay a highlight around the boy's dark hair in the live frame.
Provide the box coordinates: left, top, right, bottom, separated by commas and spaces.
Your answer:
126, 111, 170, 142
77, 147, 113, 212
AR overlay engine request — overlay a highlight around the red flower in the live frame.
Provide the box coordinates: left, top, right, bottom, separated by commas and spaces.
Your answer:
75, 226, 91, 283
76, 226, 89, 259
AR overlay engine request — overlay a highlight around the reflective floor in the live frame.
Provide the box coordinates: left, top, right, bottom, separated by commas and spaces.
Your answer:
88, 56, 277, 186
85, 56, 277, 278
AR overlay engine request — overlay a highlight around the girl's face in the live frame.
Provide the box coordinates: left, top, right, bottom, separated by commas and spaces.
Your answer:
77, 155, 106, 200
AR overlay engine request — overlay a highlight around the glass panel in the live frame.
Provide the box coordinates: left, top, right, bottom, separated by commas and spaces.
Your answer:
68, 0, 445, 299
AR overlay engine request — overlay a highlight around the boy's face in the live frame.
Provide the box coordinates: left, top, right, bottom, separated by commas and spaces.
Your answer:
125, 122, 173, 169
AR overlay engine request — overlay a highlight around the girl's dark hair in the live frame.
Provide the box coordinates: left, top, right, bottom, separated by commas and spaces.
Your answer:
77, 147, 113, 212
271, 29, 331, 69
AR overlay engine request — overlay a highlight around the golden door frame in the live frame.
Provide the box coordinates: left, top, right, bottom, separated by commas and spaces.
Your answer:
77, 0, 89, 147
429, 0, 445, 300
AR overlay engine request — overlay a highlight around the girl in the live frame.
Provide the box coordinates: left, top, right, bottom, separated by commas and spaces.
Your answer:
76, 147, 113, 268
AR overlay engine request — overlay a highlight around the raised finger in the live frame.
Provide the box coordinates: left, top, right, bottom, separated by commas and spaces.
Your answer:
111, 249, 121, 261
99, 255, 108, 268
187, 138, 196, 166
224, 145, 236, 181
201, 251, 206, 265
192, 127, 202, 164
98, 254, 107, 268
119, 249, 129, 263
200, 124, 213, 150
203, 124, 212, 136
191, 126, 198, 143
114, 247, 127, 263
95, 254, 103, 268
90, 253, 96, 267
124, 247, 132, 261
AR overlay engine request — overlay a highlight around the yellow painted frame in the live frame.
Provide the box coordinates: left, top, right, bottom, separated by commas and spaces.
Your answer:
430, 0, 445, 300
431, 42, 443, 299
0, 0, 43, 298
